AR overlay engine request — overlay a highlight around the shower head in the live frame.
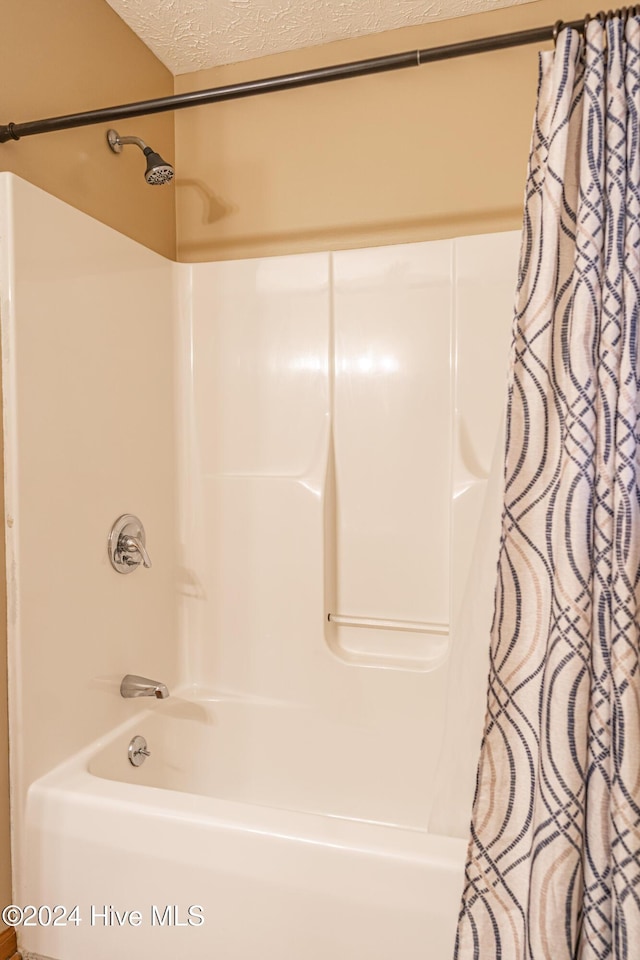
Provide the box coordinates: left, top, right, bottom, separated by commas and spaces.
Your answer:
142, 147, 174, 185
107, 129, 174, 186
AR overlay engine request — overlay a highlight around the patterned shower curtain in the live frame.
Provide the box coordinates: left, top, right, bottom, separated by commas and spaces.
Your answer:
456, 16, 640, 960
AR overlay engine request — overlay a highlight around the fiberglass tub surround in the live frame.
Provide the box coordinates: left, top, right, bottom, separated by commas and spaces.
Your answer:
0, 173, 520, 960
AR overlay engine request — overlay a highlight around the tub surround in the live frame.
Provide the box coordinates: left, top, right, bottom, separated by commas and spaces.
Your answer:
178, 234, 517, 843
0, 173, 179, 873
0, 173, 520, 959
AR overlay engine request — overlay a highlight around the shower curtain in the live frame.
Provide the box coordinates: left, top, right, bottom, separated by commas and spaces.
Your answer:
456, 16, 640, 960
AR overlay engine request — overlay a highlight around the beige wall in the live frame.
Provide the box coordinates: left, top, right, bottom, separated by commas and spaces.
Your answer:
175, 0, 588, 262
0, 0, 176, 932
1, 0, 176, 259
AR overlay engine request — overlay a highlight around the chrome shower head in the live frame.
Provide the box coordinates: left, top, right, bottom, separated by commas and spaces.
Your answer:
142, 147, 174, 185
107, 129, 174, 186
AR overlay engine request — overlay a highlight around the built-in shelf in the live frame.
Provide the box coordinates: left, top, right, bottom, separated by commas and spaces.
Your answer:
328, 614, 448, 635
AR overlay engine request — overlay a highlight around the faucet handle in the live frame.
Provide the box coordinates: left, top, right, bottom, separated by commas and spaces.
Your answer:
108, 515, 152, 574
122, 535, 152, 569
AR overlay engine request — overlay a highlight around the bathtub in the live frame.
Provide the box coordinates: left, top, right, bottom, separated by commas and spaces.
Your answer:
19, 693, 467, 960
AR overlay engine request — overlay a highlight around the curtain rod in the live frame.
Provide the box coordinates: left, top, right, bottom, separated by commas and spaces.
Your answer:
0, 17, 588, 144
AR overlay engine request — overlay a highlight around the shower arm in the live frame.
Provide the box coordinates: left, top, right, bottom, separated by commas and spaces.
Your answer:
0, 13, 604, 145
111, 133, 148, 152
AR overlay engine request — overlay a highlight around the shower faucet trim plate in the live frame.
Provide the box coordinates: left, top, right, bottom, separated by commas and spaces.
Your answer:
108, 514, 152, 573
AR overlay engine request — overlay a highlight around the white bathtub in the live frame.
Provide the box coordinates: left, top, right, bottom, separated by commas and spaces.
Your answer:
19, 694, 467, 960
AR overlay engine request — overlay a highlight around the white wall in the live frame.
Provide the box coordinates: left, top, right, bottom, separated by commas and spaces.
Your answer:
331, 244, 451, 666
0, 174, 179, 877
180, 231, 520, 835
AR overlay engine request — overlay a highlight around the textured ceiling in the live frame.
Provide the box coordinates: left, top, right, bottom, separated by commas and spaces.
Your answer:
105, 0, 540, 76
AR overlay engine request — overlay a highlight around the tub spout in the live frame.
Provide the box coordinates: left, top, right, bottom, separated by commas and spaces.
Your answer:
120, 674, 170, 699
